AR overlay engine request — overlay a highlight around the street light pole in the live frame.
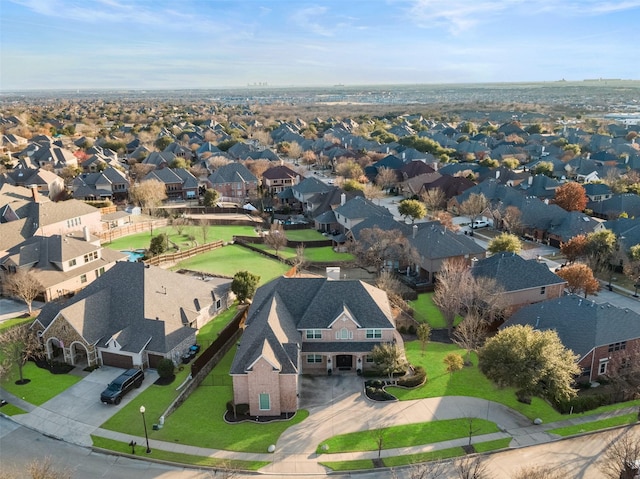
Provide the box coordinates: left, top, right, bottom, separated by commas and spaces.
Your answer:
139, 405, 151, 453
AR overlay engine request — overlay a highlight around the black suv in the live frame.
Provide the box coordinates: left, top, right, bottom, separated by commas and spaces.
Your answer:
100, 368, 144, 405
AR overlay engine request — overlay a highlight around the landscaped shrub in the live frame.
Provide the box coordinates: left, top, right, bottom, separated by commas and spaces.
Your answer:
397, 366, 427, 388
555, 393, 611, 414
364, 385, 396, 402
225, 401, 250, 417
407, 324, 416, 335
156, 358, 175, 379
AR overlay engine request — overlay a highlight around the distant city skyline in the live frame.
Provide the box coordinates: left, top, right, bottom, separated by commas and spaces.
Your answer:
1, 0, 639, 91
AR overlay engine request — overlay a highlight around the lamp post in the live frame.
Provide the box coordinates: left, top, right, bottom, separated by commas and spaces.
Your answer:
139, 405, 151, 453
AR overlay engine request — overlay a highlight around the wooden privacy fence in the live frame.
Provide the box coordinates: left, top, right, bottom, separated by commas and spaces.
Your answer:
99, 219, 169, 242
161, 306, 247, 419
144, 240, 224, 266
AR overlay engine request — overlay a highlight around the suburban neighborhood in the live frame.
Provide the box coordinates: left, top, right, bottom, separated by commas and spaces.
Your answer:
2, 83, 640, 478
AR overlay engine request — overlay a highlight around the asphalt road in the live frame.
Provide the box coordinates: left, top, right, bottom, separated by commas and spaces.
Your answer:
1, 416, 638, 479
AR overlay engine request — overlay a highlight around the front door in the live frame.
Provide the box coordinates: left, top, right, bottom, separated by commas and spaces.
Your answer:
336, 354, 352, 370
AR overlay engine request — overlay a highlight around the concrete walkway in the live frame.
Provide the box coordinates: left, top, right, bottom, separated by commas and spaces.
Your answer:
4, 371, 637, 476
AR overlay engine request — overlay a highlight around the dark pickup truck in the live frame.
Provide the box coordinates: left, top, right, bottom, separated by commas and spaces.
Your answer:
100, 368, 144, 405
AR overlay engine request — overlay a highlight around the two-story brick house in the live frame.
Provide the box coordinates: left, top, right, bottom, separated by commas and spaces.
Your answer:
262, 165, 301, 195
230, 276, 397, 416
504, 294, 640, 382
207, 162, 258, 202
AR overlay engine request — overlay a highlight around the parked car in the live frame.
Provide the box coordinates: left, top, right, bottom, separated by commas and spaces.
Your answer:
100, 368, 144, 405
471, 220, 490, 229
181, 344, 201, 364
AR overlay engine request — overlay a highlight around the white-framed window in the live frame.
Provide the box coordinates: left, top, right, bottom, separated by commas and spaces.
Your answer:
68, 259, 77, 267
307, 354, 322, 363
599, 359, 609, 375
80, 274, 87, 283
336, 328, 353, 340
365, 356, 374, 363
83, 251, 98, 263
306, 329, 322, 339
259, 393, 270, 411
540, 286, 546, 295
366, 329, 382, 339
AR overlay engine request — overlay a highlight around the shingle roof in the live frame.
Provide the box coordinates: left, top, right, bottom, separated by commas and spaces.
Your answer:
470, 253, 566, 292
230, 277, 394, 375
505, 295, 640, 358
208, 162, 258, 185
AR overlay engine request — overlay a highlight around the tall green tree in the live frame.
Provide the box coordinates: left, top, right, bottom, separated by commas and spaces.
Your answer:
371, 342, 407, 380
478, 325, 580, 403
417, 323, 431, 356
231, 271, 260, 304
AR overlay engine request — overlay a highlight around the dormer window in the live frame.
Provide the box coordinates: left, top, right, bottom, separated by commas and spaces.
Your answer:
336, 328, 353, 340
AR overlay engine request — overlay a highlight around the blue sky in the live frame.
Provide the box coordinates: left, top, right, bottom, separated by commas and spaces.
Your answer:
1, 0, 639, 91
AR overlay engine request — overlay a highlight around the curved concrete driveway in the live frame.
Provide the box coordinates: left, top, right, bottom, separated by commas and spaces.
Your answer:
4, 366, 158, 447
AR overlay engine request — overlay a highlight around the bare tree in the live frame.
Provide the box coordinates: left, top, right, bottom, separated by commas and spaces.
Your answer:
292, 244, 308, 275
129, 179, 167, 215
421, 187, 446, 215
453, 313, 488, 365
0, 323, 42, 384
199, 218, 210, 244
376, 167, 397, 192
459, 193, 489, 232
598, 427, 640, 479
375, 270, 406, 307
391, 461, 447, 479
264, 222, 288, 258
433, 258, 469, 335
502, 205, 523, 235
363, 183, 385, 204
3, 270, 43, 315
454, 455, 489, 479
417, 322, 431, 356
349, 227, 419, 275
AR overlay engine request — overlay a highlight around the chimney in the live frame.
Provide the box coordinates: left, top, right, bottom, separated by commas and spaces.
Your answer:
586, 152, 591, 160
340, 193, 346, 206
29, 184, 38, 202
495, 170, 500, 179
528, 175, 533, 186
625, 154, 630, 164
83, 226, 90, 242
402, 152, 406, 160
412, 224, 418, 239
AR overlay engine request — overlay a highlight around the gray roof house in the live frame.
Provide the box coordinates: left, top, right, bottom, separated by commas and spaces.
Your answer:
32, 262, 232, 369
230, 275, 397, 416
470, 253, 566, 314
504, 294, 640, 381
207, 162, 258, 202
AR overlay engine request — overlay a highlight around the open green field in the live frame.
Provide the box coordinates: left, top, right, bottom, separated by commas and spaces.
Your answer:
105, 225, 258, 251
100, 344, 309, 453
284, 229, 326, 241
249, 243, 354, 262
318, 418, 498, 453
173, 245, 290, 284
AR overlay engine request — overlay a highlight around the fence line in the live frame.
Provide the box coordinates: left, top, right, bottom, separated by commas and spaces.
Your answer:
144, 240, 224, 266
99, 219, 169, 242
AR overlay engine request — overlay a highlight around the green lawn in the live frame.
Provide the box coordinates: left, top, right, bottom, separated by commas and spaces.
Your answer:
408, 293, 462, 329
0, 317, 34, 334
386, 341, 640, 423
173, 245, 290, 285
196, 303, 240, 344
92, 436, 268, 471
248, 243, 354, 262
548, 413, 637, 436
0, 361, 81, 406
318, 418, 498, 454
0, 403, 26, 416
284, 229, 326, 241
100, 344, 309, 453
104, 225, 259, 251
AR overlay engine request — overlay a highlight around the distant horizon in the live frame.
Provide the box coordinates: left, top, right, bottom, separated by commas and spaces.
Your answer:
2, 1, 639, 91
2, 78, 639, 95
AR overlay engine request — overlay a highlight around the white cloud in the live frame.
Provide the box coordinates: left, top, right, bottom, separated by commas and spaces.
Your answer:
290, 6, 334, 37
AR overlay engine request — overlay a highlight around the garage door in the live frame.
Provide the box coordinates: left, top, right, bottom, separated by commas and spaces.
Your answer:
148, 354, 164, 369
101, 352, 133, 369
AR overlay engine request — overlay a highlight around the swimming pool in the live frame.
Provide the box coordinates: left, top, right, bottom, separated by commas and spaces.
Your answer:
121, 250, 146, 262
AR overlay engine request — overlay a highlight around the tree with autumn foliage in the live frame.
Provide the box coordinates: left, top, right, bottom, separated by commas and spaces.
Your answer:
554, 182, 587, 212
556, 263, 600, 298
560, 234, 588, 264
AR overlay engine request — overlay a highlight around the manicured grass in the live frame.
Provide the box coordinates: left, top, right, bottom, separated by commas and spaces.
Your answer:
472, 437, 511, 453
387, 341, 640, 423
284, 229, 326, 241
249, 244, 354, 262
91, 436, 269, 471
105, 225, 258, 251
318, 418, 498, 454
319, 459, 375, 471
408, 293, 462, 329
173, 245, 290, 285
196, 303, 240, 344
0, 403, 26, 416
0, 362, 81, 406
0, 317, 34, 334
548, 413, 637, 437
101, 344, 309, 453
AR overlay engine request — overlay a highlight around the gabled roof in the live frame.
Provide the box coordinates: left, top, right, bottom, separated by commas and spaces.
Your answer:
470, 253, 566, 292
262, 165, 299, 180
36, 262, 230, 354
505, 295, 640, 358
334, 196, 393, 221
230, 277, 394, 375
208, 162, 257, 185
